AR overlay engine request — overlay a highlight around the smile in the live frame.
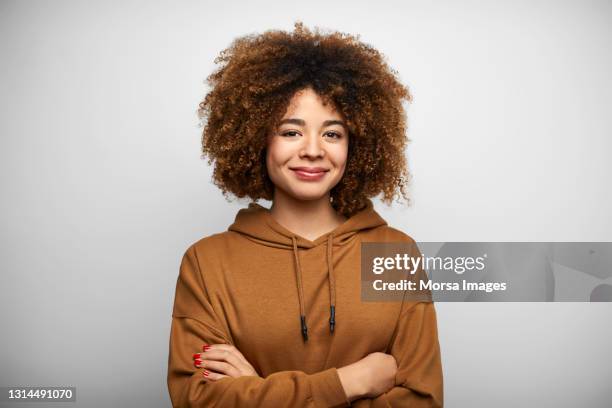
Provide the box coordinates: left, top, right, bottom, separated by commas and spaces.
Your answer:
290, 168, 329, 181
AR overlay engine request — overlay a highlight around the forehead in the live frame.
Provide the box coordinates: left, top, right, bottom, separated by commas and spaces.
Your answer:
282, 87, 342, 118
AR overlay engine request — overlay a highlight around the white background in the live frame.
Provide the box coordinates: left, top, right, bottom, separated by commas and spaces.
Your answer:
1, 0, 611, 406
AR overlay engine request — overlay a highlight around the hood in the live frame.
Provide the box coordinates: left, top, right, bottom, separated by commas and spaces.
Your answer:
227, 198, 388, 342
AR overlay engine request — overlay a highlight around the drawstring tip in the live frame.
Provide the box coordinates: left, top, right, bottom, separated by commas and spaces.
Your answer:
300, 315, 309, 341
329, 305, 336, 333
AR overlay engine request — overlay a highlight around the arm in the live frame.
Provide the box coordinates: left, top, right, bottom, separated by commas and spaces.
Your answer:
367, 301, 444, 407
167, 245, 351, 408
366, 242, 444, 407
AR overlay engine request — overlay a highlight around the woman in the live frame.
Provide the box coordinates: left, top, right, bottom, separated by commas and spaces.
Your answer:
167, 22, 443, 407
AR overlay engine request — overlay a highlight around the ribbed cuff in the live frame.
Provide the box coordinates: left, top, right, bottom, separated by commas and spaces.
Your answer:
308, 367, 351, 407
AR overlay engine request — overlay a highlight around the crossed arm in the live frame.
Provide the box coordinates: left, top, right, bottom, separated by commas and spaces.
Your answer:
167, 246, 443, 407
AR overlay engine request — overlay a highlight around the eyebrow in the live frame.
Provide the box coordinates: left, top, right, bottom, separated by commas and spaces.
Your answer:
278, 118, 348, 130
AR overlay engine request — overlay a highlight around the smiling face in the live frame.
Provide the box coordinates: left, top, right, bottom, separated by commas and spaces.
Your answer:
266, 87, 349, 203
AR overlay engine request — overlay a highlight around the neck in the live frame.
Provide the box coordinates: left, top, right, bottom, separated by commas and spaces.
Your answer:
269, 189, 347, 242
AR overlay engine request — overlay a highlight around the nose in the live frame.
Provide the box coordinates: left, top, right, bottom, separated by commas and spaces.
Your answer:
299, 132, 325, 159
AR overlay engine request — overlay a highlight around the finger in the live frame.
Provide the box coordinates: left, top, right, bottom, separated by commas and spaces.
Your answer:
200, 343, 235, 352
202, 369, 228, 381
200, 346, 251, 373
210, 344, 253, 370
203, 344, 249, 362
212, 344, 247, 358
195, 359, 240, 377
192, 343, 224, 360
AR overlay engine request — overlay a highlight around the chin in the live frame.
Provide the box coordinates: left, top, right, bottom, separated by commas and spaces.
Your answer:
283, 184, 333, 202
289, 190, 330, 202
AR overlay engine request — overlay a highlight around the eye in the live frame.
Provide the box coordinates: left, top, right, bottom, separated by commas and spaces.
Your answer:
281, 131, 300, 137
325, 131, 342, 139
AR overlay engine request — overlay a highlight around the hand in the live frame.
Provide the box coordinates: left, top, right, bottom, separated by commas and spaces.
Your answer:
357, 352, 397, 398
192, 343, 261, 381
337, 352, 397, 402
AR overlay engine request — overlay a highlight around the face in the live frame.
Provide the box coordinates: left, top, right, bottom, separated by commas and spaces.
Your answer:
266, 87, 349, 202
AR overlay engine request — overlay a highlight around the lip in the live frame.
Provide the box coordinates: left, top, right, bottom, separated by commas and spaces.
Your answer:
290, 167, 329, 181
290, 167, 329, 173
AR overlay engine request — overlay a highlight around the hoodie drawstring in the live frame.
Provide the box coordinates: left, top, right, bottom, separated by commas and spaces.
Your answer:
291, 234, 337, 342
327, 234, 336, 334
291, 236, 308, 341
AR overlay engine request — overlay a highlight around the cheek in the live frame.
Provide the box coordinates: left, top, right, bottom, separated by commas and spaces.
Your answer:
266, 149, 279, 169
331, 145, 349, 170
267, 139, 296, 166
266, 142, 289, 176
265, 140, 278, 166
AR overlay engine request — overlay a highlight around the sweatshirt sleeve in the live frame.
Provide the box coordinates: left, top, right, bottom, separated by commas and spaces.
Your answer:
364, 301, 444, 407
167, 245, 351, 408
364, 241, 444, 407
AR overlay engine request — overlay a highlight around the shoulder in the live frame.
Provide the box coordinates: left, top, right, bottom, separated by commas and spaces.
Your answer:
360, 225, 422, 256
183, 231, 235, 259
176, 232, 235, 280
361, 224, 417, 244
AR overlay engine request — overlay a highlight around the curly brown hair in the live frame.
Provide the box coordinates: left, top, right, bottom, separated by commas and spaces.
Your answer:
198, 21, 413, 217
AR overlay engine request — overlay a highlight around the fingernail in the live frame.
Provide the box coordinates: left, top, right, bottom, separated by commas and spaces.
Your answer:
203, 370, 209, 376
194, 359, 202, 365
192, 353, 200, 359
203, 345, 211, 351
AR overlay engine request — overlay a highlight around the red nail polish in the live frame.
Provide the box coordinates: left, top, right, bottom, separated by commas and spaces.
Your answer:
195, 359, 202, 365
192, 353, 200, 359
203, 370, 209, 376
203, 345, 211, 351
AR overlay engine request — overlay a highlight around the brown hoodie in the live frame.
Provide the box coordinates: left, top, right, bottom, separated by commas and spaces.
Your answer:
167, 199, 443, 407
